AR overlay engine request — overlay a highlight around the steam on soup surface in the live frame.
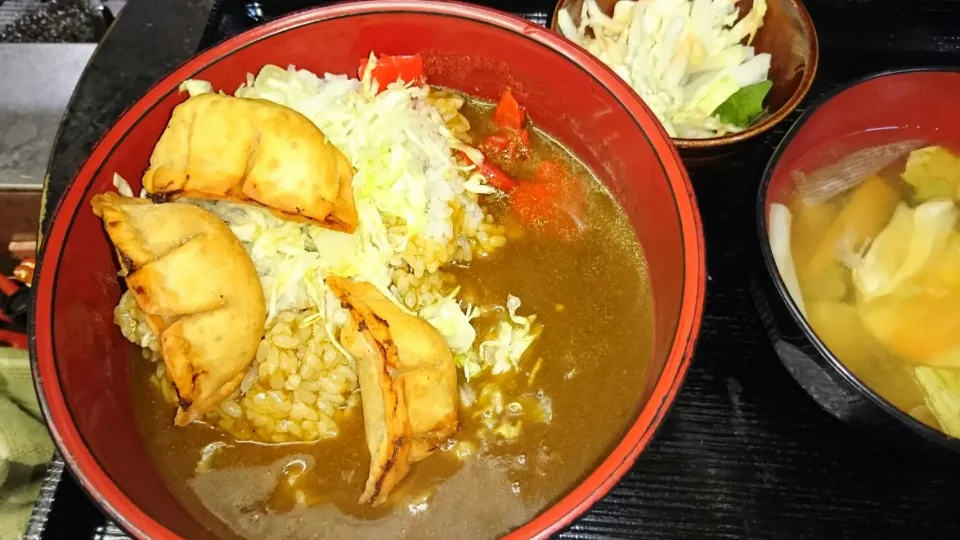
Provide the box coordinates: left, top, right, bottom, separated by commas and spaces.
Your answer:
103, 59, 655, 540
772, 135, 960, 439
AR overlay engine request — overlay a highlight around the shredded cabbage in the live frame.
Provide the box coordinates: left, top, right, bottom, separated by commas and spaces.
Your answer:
176, 64, 549, 414
768, 203, 806, 317
112, 173, 134, 198
181, 64, 506, 360
179, 79, 214, 97
472, 382, 552, 443
478, 295, 540, 376
456, 351, 484, 382
194, 442, 226, 474
915, 366, 960, 438
234, 63, 490, 243
420, 288, 478, 354
558, 0, 771, 138
852, 199, 958, 301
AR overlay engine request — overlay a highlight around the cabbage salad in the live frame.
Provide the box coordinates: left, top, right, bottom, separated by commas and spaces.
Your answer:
558, 0, 772, 138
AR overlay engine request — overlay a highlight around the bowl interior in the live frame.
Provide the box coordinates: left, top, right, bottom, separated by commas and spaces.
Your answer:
764, 70, 960, 211
550, 0, 817, 148
34, 4, 702, 539
761, 69, 960, 430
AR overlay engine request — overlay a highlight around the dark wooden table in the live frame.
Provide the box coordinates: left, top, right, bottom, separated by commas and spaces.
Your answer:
26, 0, 960, 538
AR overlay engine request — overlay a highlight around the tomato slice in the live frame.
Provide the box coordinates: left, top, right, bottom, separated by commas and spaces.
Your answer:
481, 133, 529, 161
458, 151, 516, 192
479, 162, 516, 192
510, 183, 581, 239
509, 160, 586, 240
493, 89, 525, 131
358, 54, 425, 91
480, 134, 510, 153
519, 129, 531, 150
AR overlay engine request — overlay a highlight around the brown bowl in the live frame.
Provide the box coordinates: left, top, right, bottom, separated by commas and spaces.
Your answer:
550, 0, 819, 156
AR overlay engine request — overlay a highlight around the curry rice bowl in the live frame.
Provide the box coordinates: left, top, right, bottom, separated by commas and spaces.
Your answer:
113, 64, 511, 445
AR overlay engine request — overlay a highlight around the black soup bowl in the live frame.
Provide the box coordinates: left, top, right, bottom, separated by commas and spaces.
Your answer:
753, 68, 960, 457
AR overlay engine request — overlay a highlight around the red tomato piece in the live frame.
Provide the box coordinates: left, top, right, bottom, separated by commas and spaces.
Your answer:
481, 134, 510, 153
493, 89, 525, 131
519, 129, 531, 149
458, 151, 516, 192
358, 54, 425, 91
482, 130, 531, 161
509, 160, 586, 240
510, 183, 580, 239
477, 161, 516, 192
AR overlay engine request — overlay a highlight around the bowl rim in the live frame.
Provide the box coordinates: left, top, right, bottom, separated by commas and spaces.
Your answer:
30, 1, 707, 539
548, 0, 820, 149
755, 66, 960, 450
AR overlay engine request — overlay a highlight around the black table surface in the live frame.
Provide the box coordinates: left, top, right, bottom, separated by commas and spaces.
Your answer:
26, 0, 960, 538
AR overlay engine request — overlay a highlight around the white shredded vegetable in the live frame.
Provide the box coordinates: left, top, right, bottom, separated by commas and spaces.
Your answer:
420, 288, 478, 354
478, 295, 540, 376
112, 173, 134, 198
181, 65, 526, 372
768, 203, 806, 317
179, 79, 214, 97
175, 64, 544, 397
558, 0, 770, 138
234, 63, 491, 243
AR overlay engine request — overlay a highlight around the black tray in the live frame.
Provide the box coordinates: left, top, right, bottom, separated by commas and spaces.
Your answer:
27, 0, 960, 538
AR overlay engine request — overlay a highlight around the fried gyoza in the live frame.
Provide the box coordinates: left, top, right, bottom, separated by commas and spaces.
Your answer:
326, 275, 459, 506
92, 193, 266, 426
142, 93, 358, 232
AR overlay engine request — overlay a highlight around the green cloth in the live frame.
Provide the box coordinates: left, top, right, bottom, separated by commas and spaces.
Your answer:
0, 347, 53, 540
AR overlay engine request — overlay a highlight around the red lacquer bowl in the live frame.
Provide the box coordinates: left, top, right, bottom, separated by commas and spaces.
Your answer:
31, 2, 706, 538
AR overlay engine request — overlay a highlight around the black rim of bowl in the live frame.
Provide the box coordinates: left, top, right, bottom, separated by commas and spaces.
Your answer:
755, 66, 960, 449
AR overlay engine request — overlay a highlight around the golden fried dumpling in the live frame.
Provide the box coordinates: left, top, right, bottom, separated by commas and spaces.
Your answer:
142, 93, 358, 232
326, 275, 459, 506
92, 193, 266, 426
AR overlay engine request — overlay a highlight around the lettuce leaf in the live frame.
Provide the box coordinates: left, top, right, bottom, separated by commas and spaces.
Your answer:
713, 80, 772, 128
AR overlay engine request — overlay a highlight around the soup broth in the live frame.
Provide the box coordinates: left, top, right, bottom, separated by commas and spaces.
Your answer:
777, 133, 960, 438
130, 91, 654, 540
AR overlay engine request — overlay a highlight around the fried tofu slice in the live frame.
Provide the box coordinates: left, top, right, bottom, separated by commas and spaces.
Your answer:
326, 275, 459, 506
92, 193, 266, 426
142, 93, 357, 232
